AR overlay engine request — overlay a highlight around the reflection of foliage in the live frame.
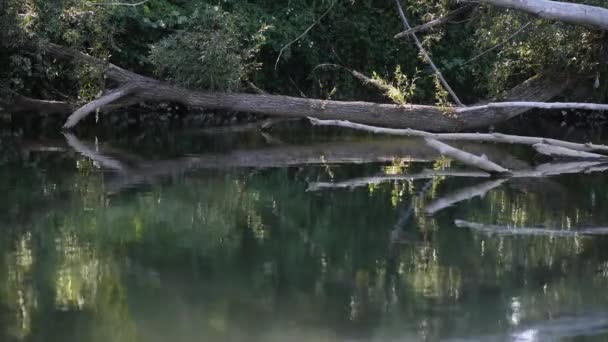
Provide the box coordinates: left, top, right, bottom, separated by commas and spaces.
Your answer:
1, 142, 608, 340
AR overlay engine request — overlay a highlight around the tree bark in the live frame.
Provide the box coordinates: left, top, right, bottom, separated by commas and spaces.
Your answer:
41, 42, 574, 132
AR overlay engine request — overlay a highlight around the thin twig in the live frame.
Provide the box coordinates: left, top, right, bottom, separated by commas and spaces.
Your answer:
274, 2, 335, 70
87, 0, 150, 6
394, 4, 476, 38
459, 20, 534, 67
393, 0, 464, 106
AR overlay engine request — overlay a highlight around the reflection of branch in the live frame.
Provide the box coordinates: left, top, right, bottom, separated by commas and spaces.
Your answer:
307, 170, 490, 191
455, 220, 608, 237
308, 161, 608, 191
63, 135, 440, 193
87, 0, 150, 6
63, 133, 127, 172
425, 179, 508, 214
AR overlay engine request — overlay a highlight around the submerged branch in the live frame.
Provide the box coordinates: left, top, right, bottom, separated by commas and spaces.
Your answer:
425, 138, 510, 174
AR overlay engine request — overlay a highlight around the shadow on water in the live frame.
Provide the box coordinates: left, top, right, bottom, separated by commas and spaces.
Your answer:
1, 123, 608, 341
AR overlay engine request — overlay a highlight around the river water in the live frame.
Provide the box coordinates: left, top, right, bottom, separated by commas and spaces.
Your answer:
1, 122, 608, 341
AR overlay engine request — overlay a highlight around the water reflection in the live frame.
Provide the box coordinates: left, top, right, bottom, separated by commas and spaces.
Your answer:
0, 130, 607, 341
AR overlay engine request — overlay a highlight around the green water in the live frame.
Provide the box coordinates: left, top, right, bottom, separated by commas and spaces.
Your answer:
2, 125, 608, 341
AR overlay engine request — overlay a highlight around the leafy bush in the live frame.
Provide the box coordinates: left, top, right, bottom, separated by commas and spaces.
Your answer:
148, 5, 252, 91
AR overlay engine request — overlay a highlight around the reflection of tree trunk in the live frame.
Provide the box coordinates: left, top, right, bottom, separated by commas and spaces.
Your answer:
62, 134, 443, 192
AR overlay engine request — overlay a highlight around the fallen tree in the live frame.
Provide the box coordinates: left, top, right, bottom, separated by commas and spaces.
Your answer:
23, 42, 580, 132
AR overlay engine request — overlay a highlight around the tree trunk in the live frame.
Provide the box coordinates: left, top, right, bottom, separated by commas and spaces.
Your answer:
41, 42, 576, 132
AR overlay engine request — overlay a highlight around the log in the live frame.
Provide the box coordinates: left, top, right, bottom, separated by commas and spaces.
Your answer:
482, 0, 608, 31
308, 118, 608, 154
42, 42, 573, 131
425, 138, 510, 174
454, 219, 608, 237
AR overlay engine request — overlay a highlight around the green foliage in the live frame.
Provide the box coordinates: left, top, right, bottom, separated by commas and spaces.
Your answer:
372, 66, 419, 105
148, 5, 268, 91
468, 2, 608, 98
433, 75, 453, 114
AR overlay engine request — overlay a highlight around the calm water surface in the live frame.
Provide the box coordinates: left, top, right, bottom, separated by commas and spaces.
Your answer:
1, 124, 608, 341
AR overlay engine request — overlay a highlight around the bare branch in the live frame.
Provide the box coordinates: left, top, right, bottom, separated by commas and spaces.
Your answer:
459, 21, 535, 67
457, 101, 608, 113
275, 2, 335, 70
532, 143, 608, 160
481, 0, 608, 31
63, 85, 137, 129
425, 138, 510, 173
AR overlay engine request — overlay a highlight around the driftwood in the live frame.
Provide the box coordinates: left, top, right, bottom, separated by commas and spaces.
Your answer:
455, 220, 608, 237
482, 0, 608, 31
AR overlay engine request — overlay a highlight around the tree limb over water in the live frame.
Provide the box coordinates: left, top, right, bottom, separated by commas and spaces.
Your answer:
481, 0, 608, 31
